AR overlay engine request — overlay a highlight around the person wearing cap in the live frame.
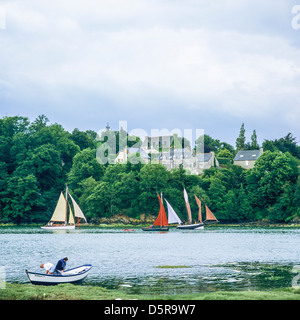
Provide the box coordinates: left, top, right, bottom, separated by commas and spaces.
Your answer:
54, 257, 68, 274
40, 262, 55, 274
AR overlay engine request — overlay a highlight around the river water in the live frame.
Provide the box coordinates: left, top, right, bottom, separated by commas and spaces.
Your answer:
1, 226, 300, 295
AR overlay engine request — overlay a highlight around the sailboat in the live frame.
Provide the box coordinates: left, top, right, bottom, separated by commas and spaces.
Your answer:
194, 194, 219, 225
41, 187, 87, 230
142, 193, 169, 231
176, 189, 204, 230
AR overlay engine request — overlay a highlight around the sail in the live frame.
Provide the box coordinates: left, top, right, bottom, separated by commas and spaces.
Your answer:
194, 195, 202, 223
205, 204, 218, 221
165, 199, 182, 224
153, 193, 168, 227
183, 188, 192, 223
68, 192, 87, 223
50, 192, 67, 222
68, 203, 75, 224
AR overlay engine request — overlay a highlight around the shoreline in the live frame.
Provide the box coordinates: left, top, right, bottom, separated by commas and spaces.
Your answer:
1, 283, 300, 300
1, 221, 300, 228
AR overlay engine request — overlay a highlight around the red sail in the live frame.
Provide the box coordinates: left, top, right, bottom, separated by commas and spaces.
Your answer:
205, 204, 218, 221
194, 195, 202, 223
153, 193, 168, 227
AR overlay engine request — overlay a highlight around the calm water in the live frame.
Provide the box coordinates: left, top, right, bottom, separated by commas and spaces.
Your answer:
1, 226, 300, 295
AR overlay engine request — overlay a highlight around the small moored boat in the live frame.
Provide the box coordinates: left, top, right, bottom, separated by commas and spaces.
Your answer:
26, 264, 92, 285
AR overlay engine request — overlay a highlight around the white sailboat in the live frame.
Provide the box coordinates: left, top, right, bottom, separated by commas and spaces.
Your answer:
41, 187, 87, 230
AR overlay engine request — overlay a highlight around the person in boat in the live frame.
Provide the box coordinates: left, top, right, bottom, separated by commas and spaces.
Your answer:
40, 262, 55, 274
54, 257, 68, 274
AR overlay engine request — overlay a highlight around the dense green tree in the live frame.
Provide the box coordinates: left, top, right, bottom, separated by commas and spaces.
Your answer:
246, 151, 298, 212
250, 130, 259, 149
68, 148, 105, 196
0, 114, 299, 224
2, 174, 43, 224
262, 133, 300, 159
71, 128, 96, 150
236, 123, 246, 151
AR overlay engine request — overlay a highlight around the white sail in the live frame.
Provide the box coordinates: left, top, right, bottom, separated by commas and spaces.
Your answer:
68, 203, 75, 224
50, 192, 67, 222
183, 188, 192, 223
165, 199, 182, 224
68, 192, 87, 223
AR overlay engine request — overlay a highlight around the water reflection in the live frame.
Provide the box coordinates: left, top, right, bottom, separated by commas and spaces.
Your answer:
83, 262, 295, 295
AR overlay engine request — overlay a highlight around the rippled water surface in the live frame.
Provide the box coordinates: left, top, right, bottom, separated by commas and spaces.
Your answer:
1, 226, 300, 295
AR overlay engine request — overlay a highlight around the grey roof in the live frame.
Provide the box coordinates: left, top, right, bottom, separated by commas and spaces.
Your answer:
234, 150, 261, 161
196, 153, 212, 162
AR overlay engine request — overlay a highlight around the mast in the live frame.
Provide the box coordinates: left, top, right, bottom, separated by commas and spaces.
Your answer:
65, 185, 68, 224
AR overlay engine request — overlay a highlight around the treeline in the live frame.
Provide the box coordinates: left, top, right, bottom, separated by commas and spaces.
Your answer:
0, 115, 299, 224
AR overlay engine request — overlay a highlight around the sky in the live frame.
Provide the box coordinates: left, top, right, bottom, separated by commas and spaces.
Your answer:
0, 0, 300, 147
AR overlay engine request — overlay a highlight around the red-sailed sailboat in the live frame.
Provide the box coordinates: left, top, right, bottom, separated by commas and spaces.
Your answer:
142, 193, 169, 231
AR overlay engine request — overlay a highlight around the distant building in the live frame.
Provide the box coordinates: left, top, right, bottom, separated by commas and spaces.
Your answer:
115, 134, 219, 174
233, 148, 263, 169
115, 147, 150, 164
158, 149, 219, 174
142, 134, 184, 152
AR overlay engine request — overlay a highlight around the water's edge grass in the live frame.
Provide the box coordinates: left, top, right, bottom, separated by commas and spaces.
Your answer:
1, 283, 300, 300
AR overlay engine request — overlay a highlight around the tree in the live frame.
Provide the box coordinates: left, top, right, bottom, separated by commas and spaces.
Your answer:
29, 115, 49, 133
250, 130, 259, 149
2, 174, 44, 224
217, 149, 234, 159
246, 151, 298, 217
68, 148, 105, 196
236, 123, 246, 151
262, 133, 300, 159
71, 128, 96, 150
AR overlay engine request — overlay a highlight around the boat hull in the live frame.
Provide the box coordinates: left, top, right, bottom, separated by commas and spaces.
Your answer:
26, 264, 92, 285
177, 223, 204, 230
142, 227, 169, 232
41, 225, 75, 230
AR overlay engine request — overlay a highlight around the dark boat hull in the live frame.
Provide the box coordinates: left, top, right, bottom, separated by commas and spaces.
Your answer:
142, 227, 169, 232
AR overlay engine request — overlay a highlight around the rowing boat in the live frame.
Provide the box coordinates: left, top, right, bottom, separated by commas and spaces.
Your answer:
26, 264, 92, 285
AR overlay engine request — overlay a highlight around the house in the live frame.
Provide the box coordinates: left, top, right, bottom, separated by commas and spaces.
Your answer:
158, 149, 219, 174
233, 148, 263, 169
114, 147, 150, 164
115, 134, 219, 174
142, 134, 185, 152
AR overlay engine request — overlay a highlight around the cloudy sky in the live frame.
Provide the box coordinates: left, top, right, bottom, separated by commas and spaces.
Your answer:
0, 0, 300, 146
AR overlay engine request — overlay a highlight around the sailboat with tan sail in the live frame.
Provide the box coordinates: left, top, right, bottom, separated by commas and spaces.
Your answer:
41, 186, 87, 230
176, 189, 204, 230
195, 194, 219, 225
